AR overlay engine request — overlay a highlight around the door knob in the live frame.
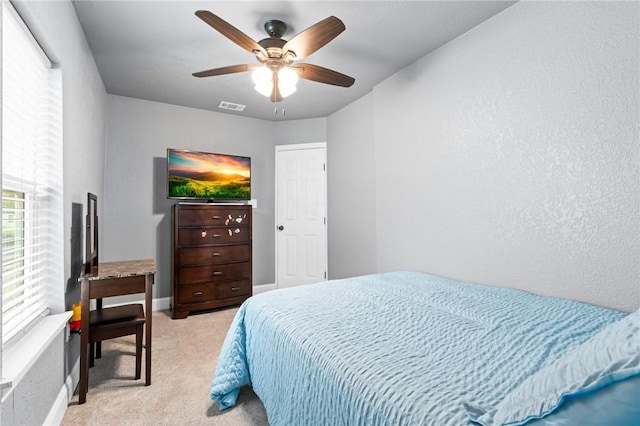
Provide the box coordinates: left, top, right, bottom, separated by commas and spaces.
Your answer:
278, 225, 284, 231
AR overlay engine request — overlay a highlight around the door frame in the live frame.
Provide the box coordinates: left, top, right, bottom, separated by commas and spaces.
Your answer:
274, 142, 328, 288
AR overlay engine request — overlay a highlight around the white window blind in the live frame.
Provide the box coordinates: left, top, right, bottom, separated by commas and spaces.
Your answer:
1, 2, 63, 349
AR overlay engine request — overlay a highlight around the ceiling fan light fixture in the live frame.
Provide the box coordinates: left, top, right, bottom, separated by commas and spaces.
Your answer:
278, 84, 297, 98
277, 67, 298, 98
252, 65, 298, 99
252, 66, 273, 97
254, 81, 273, 97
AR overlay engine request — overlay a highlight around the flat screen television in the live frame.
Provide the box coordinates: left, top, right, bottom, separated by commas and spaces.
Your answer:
167, 148, 251, 201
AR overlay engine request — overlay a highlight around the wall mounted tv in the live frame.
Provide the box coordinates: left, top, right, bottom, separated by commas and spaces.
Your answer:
167, 148, 251, 201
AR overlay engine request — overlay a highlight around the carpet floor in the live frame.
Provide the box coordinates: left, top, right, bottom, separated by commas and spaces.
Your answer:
61, 308, 269, 425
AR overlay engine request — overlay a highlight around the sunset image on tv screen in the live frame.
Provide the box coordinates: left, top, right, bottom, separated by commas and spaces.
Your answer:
167, 149, 251, 200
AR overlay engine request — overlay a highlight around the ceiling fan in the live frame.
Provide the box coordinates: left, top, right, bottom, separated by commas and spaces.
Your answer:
192, 11, 355, 103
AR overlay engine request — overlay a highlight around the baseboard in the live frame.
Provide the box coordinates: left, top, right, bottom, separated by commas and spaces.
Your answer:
153, 296, 171, 311
44, 352, 79, 425
253, 283, 277, 295
43, 385, 67, 425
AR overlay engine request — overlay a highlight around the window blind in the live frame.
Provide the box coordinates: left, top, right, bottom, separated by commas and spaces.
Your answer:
1, 2, 63, 349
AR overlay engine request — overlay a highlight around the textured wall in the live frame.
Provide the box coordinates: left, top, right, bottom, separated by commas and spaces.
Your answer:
372, 1, 639, 312
103, 95, 276, 297
275, 118, 327, 146
1, 332, 65, 425
3, 0, 107, 422
327, 93, 378, 279
12, 0, 108, 312
103, 100, 329, 293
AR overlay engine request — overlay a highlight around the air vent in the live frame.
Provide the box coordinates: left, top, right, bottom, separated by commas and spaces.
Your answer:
218, 101, 246, 112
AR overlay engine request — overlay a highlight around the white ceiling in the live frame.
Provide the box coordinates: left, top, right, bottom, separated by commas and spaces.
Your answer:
72, 1, 515, 121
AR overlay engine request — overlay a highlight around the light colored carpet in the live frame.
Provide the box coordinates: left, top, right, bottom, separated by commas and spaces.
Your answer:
62, 308, 269, 425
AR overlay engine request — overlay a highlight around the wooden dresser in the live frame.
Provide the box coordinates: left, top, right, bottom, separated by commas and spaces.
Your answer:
172, 204, 252, 319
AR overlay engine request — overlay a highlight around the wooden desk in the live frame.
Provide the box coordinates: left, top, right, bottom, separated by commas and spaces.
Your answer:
78, 259, 156, 404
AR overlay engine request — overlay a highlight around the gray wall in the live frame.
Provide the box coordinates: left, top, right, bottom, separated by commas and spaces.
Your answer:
1, 332, 66, 425
327, 92, 378, 278
274, 117, 327, 145
4, 1, 107, 424
103, 95, 276, 297
102, 103, 329, 293
365, 1, 638, 312
13, 0, 107, 310
2, 1, 637, 423
104, 0, 639, 315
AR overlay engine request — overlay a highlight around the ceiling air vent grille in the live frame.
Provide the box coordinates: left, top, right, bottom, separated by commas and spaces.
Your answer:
218, 101, 246, 112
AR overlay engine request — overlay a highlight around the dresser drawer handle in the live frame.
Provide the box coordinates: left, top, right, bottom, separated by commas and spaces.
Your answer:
212, 234, 221, 238
231, 287, 240, 291
212, 252, 222, 257
212, 215, 221, 219
193, 291, 203, 297
212, 271, 223, 276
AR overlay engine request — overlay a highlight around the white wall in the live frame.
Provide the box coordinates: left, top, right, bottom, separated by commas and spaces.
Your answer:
3, 1, 107, 424
368, 1, 639, 312
103, 95, 276, 298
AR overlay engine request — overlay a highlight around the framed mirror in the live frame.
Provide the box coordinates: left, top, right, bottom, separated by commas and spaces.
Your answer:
85, 193, 98, 274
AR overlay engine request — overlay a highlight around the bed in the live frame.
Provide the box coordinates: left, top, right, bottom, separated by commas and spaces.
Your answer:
209, 271, 640, 425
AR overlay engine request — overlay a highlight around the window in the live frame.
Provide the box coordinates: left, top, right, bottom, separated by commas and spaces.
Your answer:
1, 2, 63, 349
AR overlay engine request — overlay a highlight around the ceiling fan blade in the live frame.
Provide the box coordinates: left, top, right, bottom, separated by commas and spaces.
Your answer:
192, 64, 257, 78
282, 16, 345, 60
292, 63, 355, 87
195, 11, 267, 56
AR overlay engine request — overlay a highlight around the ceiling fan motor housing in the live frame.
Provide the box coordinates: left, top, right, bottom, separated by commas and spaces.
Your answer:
258, 20, 291, 60
264, 19, 287, 38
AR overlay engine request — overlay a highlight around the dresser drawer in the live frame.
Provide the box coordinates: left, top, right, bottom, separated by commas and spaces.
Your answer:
178, 226, 250, 246
217, 279, 251, 299
177, 280, 251, 304
177, 245, 250, 266
177, 283, 216, 304
178, 262, 250, 285
178, 207, 249, 227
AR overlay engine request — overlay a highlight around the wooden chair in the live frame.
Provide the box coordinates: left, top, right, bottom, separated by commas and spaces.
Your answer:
88, 303, 145, 380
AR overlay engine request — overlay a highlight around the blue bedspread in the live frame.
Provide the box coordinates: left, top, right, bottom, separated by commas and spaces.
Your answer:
210, 271, 625, 425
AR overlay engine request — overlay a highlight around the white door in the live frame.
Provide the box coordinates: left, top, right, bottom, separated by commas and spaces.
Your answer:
275, 143, 327, 288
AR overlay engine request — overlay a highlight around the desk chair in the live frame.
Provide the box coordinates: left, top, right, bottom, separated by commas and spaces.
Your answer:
88, 304, 145, 380
78, 260, 155, 404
